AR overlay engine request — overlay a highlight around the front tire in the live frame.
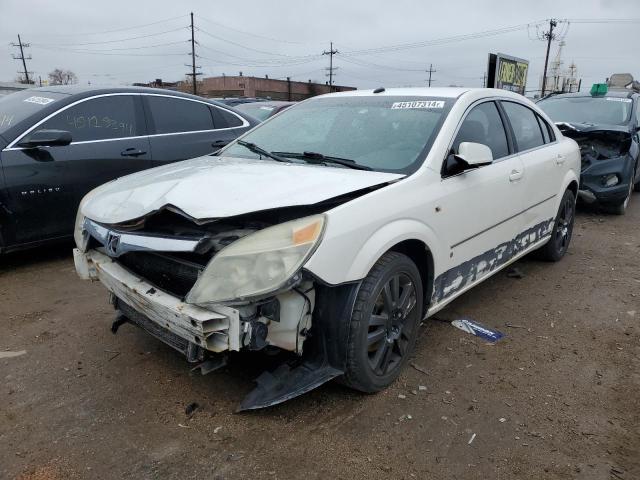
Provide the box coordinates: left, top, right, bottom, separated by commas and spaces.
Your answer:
537, 189, 575, 262
342, 252, 423, 393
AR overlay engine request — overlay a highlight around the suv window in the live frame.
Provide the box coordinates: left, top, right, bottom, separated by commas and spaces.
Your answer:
452, 101, 509, 160
39, 95, 139, 142
147, 96, 213, 134
502, 101, 545, 151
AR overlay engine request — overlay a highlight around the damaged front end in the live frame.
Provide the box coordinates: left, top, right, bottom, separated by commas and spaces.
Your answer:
73, 203, 361, 411
557, 122, 636, 205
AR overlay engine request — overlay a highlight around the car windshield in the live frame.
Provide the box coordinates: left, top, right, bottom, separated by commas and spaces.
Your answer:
223, 96, 452, 173
0, 90, 67, 135
538, 95, 633, 126
235, 103, 277, 121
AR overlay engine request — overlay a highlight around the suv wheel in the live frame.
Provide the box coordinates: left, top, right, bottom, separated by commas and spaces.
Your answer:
342, 252, 423, 393
538, 189, 575, 262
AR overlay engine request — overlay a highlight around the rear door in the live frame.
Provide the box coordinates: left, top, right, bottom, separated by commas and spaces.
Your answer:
500, 101, 563, 236
143, 95, 248, 166
0, 94, 150, 245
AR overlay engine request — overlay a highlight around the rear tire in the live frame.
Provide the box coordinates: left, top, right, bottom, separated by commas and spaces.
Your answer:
342, 252, 423, 393
537, 189, 575, 262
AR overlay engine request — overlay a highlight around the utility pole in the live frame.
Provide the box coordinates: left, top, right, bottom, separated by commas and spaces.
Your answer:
185, 12, 202, 95
11, 35, 32, 84
322, 42, 338, 91
426, 64, 436, 87
541, 19, 557, 97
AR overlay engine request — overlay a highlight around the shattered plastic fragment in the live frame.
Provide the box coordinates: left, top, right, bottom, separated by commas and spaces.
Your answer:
451, 319, 504, 343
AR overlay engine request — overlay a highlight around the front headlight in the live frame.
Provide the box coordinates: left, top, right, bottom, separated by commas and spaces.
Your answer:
186, 215, 325, 305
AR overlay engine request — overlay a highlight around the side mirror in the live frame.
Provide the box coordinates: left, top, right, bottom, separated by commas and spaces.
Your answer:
17, 129, 72, 148
455, 142, 493, 167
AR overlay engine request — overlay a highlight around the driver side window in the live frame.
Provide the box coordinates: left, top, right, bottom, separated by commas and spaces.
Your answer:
443, 101, 510, 177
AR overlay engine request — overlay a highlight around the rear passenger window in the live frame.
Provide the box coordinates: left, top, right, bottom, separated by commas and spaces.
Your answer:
452, 101, 509, 160
211, 106, 244, 128
502, 102, 545, 151
147, 96, 213, 134
40, 95, 139, 142
536, 114, 555, 143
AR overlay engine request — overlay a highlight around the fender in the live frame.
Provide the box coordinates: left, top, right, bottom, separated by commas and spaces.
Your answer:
305, 217, 442, 285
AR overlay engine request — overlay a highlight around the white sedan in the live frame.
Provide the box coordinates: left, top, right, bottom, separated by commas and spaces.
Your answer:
74, 87, 580, 410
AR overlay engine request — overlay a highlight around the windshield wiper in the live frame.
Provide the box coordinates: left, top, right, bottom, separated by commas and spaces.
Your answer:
237, 140, 289, 163
273, 151, 372, 171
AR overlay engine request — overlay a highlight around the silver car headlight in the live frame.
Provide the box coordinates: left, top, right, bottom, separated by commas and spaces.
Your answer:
186, 214, 325, 305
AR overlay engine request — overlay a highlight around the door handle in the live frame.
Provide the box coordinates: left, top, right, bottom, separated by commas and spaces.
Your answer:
121, 148, 147, 157
509, 169, 523, 182
212, 140, 229, 148
556, 154, 566, 165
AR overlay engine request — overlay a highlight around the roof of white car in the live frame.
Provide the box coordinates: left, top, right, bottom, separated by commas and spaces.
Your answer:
319, 87, 524, 100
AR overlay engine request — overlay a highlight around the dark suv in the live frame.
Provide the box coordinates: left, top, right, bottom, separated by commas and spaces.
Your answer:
537, 88, 639, 214
0, 86, 258, 252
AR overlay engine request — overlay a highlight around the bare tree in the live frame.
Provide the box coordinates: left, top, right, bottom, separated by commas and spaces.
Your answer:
48, 69, 78, 85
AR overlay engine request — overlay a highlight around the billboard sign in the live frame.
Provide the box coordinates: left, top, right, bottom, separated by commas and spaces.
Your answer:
487, 53, 529, 95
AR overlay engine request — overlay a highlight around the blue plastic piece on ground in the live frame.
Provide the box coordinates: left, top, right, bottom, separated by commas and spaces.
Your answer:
451, 318, 504, 343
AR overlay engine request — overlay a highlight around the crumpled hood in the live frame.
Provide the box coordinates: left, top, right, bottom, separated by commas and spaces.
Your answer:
82, 155, 405, 224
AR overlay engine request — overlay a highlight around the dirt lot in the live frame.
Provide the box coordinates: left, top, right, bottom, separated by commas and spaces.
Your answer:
1, 198, 639, 480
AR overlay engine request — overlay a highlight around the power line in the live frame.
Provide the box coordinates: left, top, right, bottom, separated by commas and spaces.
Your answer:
10, 35, 32, 84
195, 14, 307, 45
34, 15, 187, 38
340, 22, 544, 57
196, 27, 293, 58
32, 27, 187, 47
32, 45, 186, 57
322, 41, 338, 89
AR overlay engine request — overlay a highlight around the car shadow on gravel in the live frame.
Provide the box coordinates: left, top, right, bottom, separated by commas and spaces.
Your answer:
0, 241, 74, 273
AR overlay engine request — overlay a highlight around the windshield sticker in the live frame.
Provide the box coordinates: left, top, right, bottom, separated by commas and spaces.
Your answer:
391, 100, 444, 109
259, 106, 275, 110
24, 96, 55, 105
605, 97, 632, 103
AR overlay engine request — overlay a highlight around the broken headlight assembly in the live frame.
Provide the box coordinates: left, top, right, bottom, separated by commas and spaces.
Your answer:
186, 215, 325, 305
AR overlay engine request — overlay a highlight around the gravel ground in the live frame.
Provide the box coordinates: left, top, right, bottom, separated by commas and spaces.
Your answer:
1, 197, 639, 480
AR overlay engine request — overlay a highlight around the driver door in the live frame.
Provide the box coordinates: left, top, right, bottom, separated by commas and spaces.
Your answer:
429, 100, 526, 304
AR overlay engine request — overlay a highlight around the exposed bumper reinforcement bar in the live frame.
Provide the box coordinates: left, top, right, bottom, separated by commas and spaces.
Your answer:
74, 248, 241, 352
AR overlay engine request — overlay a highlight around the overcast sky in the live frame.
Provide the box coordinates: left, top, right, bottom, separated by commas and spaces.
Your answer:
1, 0, 638, 94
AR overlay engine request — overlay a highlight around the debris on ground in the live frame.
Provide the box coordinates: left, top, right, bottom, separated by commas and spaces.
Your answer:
185, 402, 200, 416
398, 394, 407, 399
410, 363, 430, 375
451, 319, 504, 342
506, 267, 525, 279
0, 350, 27, 359
468, 433, 476, 445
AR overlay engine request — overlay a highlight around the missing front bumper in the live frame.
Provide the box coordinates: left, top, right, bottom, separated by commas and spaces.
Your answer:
74, 249, 241, 352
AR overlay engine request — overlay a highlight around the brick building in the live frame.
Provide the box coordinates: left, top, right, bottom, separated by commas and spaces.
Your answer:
192, 75, 355, 100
